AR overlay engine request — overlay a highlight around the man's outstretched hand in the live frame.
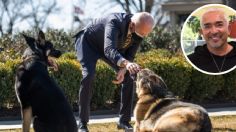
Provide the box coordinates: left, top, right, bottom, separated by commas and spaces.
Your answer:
125, 62, 141, 74
113, 60, 141, 84
112, 68, 127, 84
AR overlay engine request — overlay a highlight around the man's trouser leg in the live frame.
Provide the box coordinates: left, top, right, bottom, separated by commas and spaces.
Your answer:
119, 72, 134, 123
78, 64, 96, 123
101, 58, 134, 123
75, 34, 99, 123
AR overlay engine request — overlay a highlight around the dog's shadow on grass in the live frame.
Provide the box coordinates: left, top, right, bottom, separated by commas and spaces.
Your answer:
213, 128, 236, 132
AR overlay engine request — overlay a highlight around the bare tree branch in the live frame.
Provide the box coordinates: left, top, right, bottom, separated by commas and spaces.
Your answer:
124, 0, 131, 13
112, 0, 157, 13
0, 4, 4, 36
114, 0, 127, 12
2, 0, 23, 34
40, 0, 58, 28
111, 0, 167, 27
145, 0, 154, 13
0, 0, 59, 35
131, 0, 140, 12
138, 0, 143, 12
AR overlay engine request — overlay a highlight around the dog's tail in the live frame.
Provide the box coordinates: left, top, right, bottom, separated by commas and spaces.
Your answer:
200, 113, 212, 132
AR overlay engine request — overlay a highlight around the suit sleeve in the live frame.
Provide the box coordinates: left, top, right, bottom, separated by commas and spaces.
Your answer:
104, 19, 125, 66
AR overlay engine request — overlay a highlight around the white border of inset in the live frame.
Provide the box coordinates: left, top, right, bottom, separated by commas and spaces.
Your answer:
181, 4, 236, 75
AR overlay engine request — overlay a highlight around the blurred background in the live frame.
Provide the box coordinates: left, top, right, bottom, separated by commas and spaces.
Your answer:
0, 0, 235, 55
0, 0, 235, 35
1, 0, 236, 114
1, 0, 236, 72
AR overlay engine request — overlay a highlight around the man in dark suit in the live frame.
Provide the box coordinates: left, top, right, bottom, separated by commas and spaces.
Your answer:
74, 12, 154, 132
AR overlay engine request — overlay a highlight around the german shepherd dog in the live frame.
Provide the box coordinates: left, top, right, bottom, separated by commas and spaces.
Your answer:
15, 31, 78, 132
134, 69, 212, 132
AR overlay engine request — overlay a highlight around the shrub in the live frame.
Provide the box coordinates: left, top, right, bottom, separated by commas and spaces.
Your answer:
220, 71, 236, 100
186, 70, 225, 102
50, 59, 82, 105
0, 59, 21, 108
155, 57, 192, 98
92, 60, 117, 109
45, 29, 74, 52
0, 34, 25, 62
0, 57, 118, 110
140, 26, 181, 53
60, 52, 77, 60
50, 58, 117, 109
0, 26, 182, 61
1, 50, 236, 110
0, 29, 75, 62
136, 51, 191, 98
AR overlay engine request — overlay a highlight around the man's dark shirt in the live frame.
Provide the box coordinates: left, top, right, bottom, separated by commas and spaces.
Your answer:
187, 41, 236, 73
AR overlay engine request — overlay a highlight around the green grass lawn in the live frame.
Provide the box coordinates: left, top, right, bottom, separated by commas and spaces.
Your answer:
1, 115, 236, 132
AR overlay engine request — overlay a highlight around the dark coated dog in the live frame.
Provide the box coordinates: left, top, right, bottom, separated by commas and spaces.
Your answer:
134, 68, 212, 132
15, 31, 78, 132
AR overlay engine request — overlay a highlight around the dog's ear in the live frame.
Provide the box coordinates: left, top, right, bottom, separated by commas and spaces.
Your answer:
149, 75, 168, 90
149, 74, 158, 83
22, 34, 36, 50
148, 75, 159, 94
37, 30, 46, 46
148, 75, 168, 98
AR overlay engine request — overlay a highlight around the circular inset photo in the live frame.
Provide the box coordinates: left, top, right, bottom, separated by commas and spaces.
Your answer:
181, 4, 236, 75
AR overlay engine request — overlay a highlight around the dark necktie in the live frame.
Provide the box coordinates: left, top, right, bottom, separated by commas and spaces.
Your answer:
122, 33, 132, 49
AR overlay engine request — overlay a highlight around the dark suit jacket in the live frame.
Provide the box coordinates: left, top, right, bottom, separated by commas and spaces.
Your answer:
74, 13, 143, 66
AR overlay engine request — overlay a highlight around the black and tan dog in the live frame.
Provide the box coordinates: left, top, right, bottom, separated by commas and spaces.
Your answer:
134, 69, 212, 132
15, 31, 78, 132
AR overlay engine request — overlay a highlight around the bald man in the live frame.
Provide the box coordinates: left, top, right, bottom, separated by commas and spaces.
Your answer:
74, 12, 154, 132
188, 8, 236, 73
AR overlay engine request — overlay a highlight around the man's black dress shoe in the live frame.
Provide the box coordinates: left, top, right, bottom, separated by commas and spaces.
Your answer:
78, 122, 89, 132
117, 121, 133, 130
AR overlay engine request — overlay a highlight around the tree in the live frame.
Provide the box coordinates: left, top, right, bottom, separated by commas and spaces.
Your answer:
110, 0, 167, 26
0, 0, 59, 36
0, 0, 28, 35
26, 0, 59, 29
187, 16, 201, 39
112, 0, 154, 13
